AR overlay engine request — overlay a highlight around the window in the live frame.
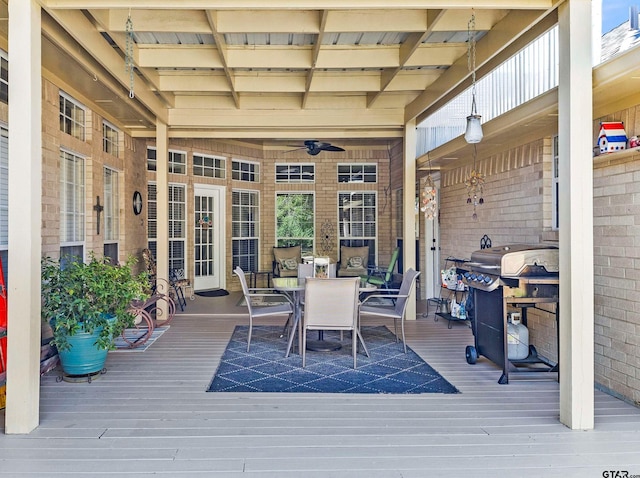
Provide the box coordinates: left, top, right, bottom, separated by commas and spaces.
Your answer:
147, 183, 157, 255
338, 191, 377, 264
103, 121, 119, 157
147, 182, 187, 272
60, 149, 85, 260
194, 153, 226, 178
103, 168, 120, 263
232, 159, 260, 182
0, 52, 7, 104
169, 150, 187, 175
169, 184, 187, 271
232, 190, 259, 271
552, 135, 559, 231
59, 92, 86, 141
275, 163, 315, 183
338, 164, 377, 183
276, 192, 314, 254
147, 147, 157, 171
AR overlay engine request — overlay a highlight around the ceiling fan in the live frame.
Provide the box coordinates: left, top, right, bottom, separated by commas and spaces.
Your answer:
286, 140, 345, 156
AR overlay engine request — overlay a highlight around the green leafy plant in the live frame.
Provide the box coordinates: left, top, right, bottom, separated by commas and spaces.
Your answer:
41, 253, 150, 351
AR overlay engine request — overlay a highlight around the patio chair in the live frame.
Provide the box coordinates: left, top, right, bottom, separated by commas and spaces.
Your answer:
272, 245, 303, 278
302, 277, 368, 368
359, 268, 421, 353
361, 246, 400, 290
234, 266, 294, 352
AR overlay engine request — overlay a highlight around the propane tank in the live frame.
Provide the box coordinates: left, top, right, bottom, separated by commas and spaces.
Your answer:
507, 312, 529, 360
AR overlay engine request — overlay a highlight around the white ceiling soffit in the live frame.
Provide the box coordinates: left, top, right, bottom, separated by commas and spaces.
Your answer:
37, 1, 558, 141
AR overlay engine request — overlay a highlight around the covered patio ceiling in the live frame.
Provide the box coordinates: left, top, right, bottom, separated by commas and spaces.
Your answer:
29, 0, 559, 157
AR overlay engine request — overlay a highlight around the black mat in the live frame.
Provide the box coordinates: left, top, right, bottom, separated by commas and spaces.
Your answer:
195, 289, 229, 297
207, 325, 459, 394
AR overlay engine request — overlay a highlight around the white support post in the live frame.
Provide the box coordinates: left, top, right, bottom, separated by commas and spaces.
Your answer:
558, 0, 594, 430
403, 119, 417, 320
5, 0, 42, 434
156, 121, 170, 320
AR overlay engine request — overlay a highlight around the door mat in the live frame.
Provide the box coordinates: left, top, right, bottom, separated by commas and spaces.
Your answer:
207, 325, 459, 394
111, 326, 169, 352
195, 289, 230, 298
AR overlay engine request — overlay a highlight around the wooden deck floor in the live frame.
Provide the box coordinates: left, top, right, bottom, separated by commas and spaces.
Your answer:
2, 294, 640, 477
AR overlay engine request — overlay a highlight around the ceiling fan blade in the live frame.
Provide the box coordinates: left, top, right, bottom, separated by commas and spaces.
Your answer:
284, 146, 307, 153
319, 144, 345, 152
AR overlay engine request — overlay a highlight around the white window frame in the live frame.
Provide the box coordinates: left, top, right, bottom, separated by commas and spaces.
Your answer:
337, 163, 377, 183
59, 91, 86, 141
275, 163, 315, 183
338, 191, 377, 261
147, 147, 157, 172
169, 150, 187, 175
103, 167, 120, 244
0, 50, 7, 104
232, 189, 260, 271
232, 159, 260, 182
147, 182, 187, 273
193, 152, 226, 179
102, 120, 120, 157
60, 148, 85, 254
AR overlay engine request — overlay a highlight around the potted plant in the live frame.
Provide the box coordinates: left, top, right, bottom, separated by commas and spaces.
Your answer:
41, 252, 150, 376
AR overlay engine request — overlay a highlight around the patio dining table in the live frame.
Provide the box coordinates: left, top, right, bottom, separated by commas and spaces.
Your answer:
273, 277, 376, 357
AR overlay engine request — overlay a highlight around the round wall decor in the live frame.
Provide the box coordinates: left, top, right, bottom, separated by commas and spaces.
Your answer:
132, 191, 143, 215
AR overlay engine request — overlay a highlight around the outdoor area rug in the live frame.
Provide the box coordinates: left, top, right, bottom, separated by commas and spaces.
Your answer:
111, 326, 169, 352
196, 289, 229, 298
207, 325, 459, 394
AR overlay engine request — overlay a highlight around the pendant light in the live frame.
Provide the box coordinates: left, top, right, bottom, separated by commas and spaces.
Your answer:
464, 12, 483, 144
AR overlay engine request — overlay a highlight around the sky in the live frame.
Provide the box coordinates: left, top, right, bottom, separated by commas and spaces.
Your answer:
602, 0, 637, 33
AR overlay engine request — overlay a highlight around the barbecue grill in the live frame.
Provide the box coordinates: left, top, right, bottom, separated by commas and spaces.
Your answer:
458, 244, 559, 384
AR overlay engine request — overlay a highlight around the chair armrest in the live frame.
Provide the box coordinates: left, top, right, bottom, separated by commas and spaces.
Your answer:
360, 292, 407, 305
246, 290, 294, 305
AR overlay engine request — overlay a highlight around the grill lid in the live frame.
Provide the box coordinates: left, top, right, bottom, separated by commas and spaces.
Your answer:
469, 244, 559, 277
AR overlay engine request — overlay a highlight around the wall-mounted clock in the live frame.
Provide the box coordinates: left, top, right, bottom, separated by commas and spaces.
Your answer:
133, 191, 143, 215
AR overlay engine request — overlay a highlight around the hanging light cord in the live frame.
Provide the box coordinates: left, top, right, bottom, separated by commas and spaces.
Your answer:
125, 11, 135, 99
467, 12, 477, 116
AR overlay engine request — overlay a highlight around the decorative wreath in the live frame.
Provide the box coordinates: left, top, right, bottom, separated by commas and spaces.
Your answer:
199, 216, 212, 227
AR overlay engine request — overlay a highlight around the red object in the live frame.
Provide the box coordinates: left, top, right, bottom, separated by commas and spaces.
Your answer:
0, 256, 6, 373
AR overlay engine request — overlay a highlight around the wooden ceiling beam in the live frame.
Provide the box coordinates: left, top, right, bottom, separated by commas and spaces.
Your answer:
302, 10, 328, 109
206, 10, 240, 108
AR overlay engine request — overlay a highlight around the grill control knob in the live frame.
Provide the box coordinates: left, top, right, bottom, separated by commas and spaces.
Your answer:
477, 274, 484, 282
470, 273, 477, 280
484, 276, 492, 283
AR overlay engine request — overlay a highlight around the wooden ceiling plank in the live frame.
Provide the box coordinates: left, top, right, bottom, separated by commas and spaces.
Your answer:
43, 8, 169, 122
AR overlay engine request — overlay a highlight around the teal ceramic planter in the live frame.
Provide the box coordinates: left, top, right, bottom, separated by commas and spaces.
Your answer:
55, 317, 115, 376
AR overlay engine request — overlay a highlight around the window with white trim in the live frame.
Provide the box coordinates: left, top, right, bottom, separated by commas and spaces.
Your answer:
276, 192, 314, 255
147, 183, 157, 256
147, 182, 187, 272
147, 147, 157, 171
275, 163, 315, 183
232, 159, 260, 182
232, 190, 259, 271
60, 149, 85, 260
59, 92, 86, 141
0, 51, 7, 104
103, 121, 119, 157
103, 167, 120, 263
338, 191, 377, 264
552, 135, 559, 231
169, 184, 187, 271
338, 163, 377, 183
169, 150, 187, 175
194, 153, 226, 178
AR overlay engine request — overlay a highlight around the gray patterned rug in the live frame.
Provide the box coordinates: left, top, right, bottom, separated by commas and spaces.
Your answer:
207, 325, 459, 394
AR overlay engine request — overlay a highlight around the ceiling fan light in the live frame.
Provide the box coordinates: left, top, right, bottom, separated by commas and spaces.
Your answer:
465, 114, 483, 144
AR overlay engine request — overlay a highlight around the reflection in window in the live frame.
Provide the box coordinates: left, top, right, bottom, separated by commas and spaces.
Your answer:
276, 193, 314, 255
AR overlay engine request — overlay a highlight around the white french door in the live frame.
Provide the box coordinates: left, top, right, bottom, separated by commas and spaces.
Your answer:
194, 185, 225, 291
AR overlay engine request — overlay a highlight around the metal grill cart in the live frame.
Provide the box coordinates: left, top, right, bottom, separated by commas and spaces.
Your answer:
458, 244, 559, 384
